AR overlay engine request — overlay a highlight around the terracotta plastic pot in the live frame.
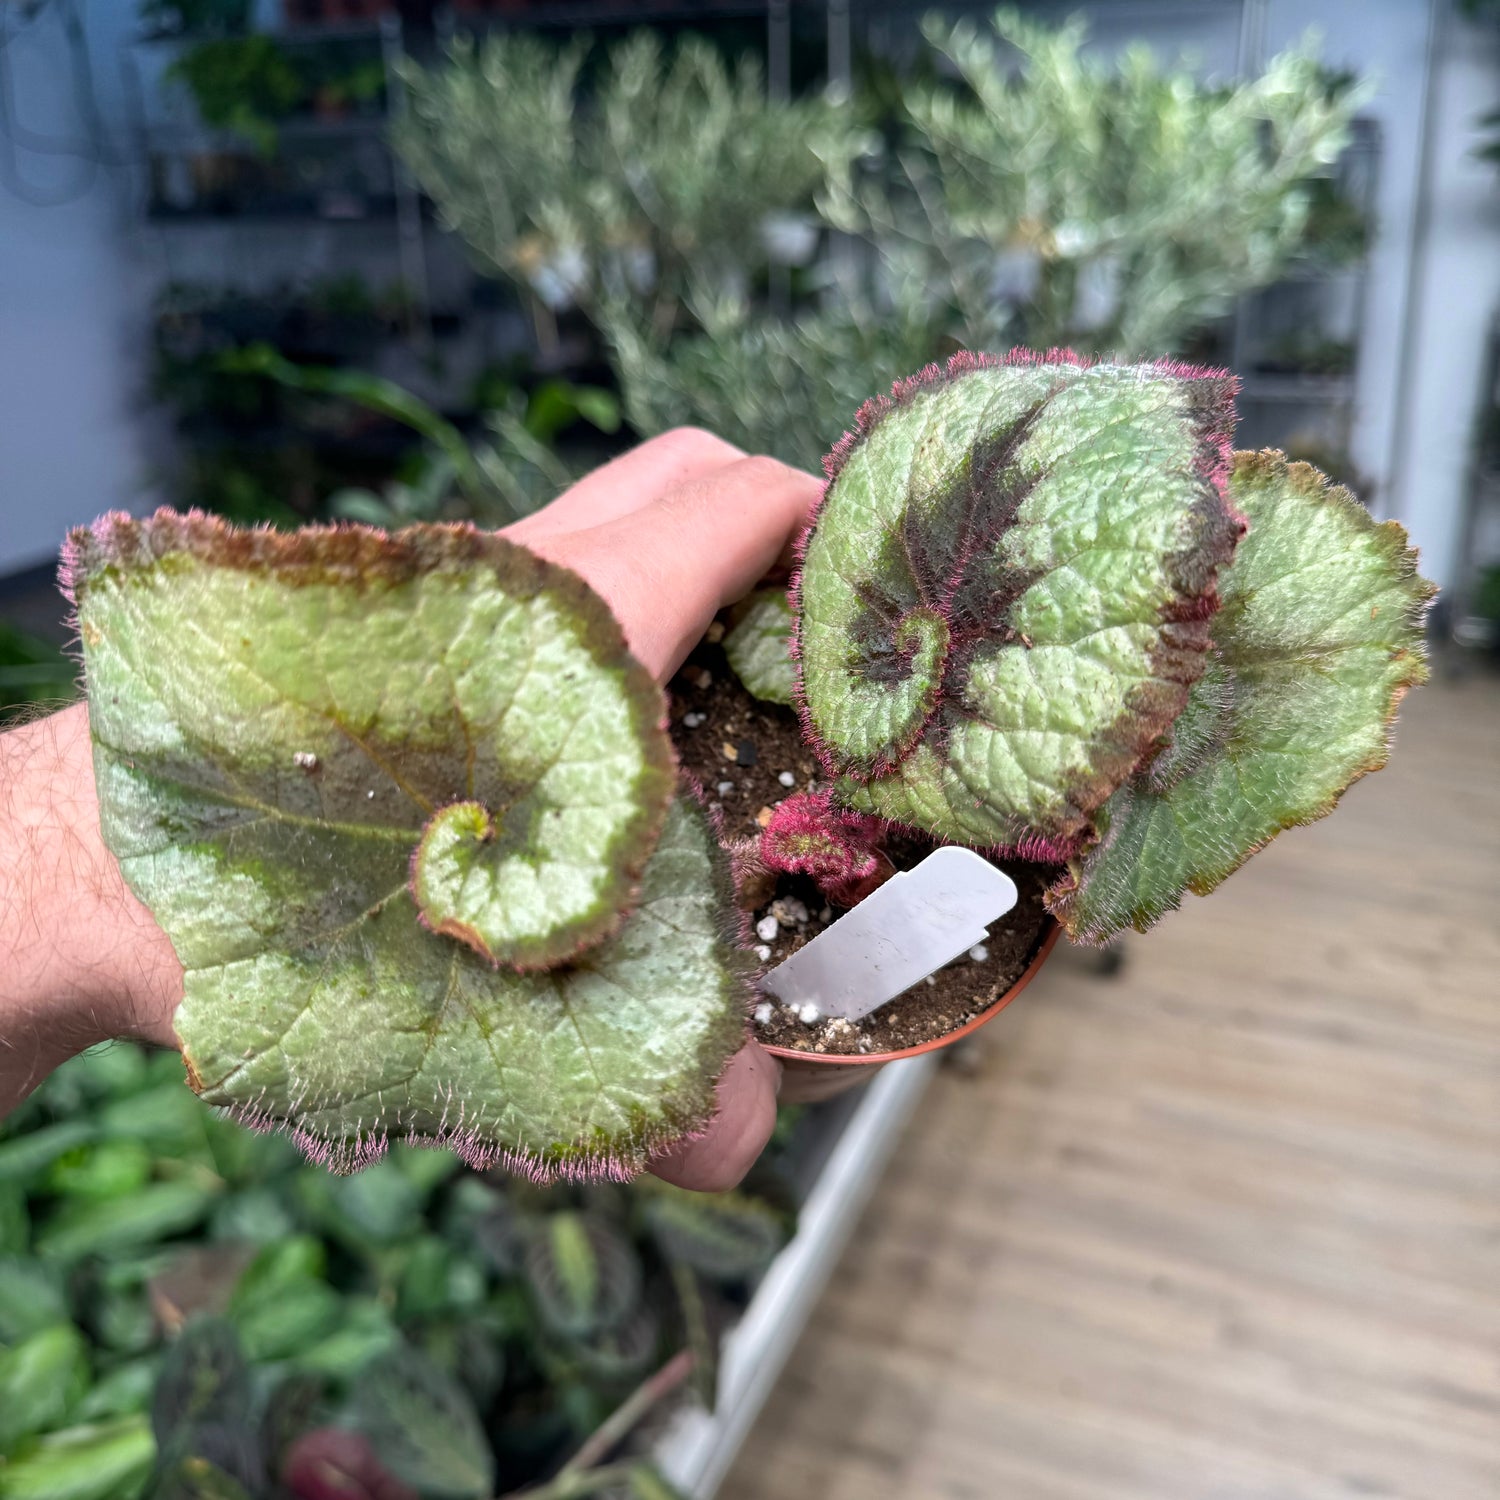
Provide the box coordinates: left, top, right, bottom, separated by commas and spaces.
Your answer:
765, 921, 1062, 1104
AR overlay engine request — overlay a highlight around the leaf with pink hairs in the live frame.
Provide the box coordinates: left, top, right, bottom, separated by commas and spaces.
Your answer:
759, 791, 886, 906
794, 350, 1243, 853
66, 511, 751, 1178
1049, 451, 1434, 941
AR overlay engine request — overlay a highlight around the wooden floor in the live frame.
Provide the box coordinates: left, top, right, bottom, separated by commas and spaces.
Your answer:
722, 672, 1500, 1500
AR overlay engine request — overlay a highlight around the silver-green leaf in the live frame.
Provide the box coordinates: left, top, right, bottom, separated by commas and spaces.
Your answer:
723, 588, 795, 706
67, 512, 750, 1178
1050, 451, 1434, 941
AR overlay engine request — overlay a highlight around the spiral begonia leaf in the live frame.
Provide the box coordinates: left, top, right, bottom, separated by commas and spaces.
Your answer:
1049, 452, 1434, 942
796, 351, 1243, 856
722, 588, 796, 706
66, 512, 749, 1178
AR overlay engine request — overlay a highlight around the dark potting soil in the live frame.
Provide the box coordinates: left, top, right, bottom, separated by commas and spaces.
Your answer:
668, 627, 1056, 1057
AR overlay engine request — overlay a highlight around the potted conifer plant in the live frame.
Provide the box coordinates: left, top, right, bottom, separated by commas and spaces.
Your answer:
64, 347, 1430, 1164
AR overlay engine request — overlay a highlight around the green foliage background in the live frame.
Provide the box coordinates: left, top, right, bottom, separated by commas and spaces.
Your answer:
0, 1045, 794, 1497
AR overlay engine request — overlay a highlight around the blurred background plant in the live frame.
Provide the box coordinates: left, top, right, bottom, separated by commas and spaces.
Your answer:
0, 1044, 798, 1498
395, 33, 865, 367
0, 623, 77, 724
389, 7, 1364, 470
132, 7, 1371, 507
819, 10, 1366, 357
165, 36, 388, 156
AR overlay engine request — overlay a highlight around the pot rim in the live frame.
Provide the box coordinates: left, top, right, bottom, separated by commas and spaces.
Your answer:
761, 918, 1062, 1067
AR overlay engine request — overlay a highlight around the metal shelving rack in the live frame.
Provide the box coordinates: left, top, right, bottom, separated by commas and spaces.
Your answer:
654, 1056, 939, 1498
122, 15, 428, 317
119, 2, 806, 348
1228, 116, 1381, 469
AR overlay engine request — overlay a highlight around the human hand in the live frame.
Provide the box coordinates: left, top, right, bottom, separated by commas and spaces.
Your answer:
0, 429, 823, 1190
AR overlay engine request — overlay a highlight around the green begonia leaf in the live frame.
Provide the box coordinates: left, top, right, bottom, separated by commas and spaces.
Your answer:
723, 589, 795, 706
70, 511, 674, 971
1050, 451, 1434, 941
796, 352, 1242, 856
67, 512, 750, 1179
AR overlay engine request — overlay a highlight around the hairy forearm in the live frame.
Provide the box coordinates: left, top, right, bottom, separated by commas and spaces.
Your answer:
0, 703, 181, 1115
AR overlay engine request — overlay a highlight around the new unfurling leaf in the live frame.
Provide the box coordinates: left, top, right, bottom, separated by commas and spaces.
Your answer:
1049, 451, 1434, 941
67, 512, 750, 1178
795, 351, 1242, 858
759, 792, 885, 906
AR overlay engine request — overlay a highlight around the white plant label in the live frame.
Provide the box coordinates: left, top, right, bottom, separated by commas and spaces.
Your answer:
759, 847, 1018, 1022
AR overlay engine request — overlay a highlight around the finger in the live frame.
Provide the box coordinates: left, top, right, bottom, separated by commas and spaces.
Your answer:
648, 1042, 780, 1193
504, 427, 744, 546
542, 454, 822, 682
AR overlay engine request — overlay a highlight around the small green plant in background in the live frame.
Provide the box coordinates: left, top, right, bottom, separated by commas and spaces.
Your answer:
221, 345, 617, 528
167, 37, 308, 156
166, 35, 389, 156
0, 1043, 789, 1497
0, 623, 77, 723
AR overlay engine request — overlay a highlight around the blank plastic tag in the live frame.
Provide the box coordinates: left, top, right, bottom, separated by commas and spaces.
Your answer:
759, 847, 1017, 1021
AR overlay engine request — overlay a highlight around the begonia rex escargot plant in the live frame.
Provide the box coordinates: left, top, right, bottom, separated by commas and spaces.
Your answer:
67, 348, 1431, 1175
731, 350, 1433, 942
65, 516, 751, 1178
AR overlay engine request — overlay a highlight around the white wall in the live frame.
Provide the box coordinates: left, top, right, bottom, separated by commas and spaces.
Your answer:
1263, 0, 1500, 591
1387, 9, 1500, 595
0, 0, 159, 574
